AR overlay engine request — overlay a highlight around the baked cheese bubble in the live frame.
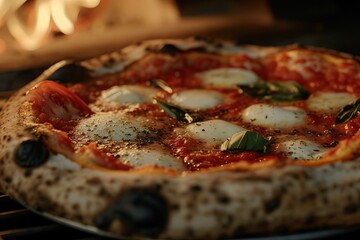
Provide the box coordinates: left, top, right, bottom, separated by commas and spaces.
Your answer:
101, 85, 157, 104
169, 89, 224, 110
74, 112, 151, 141
196, 68, 259, 88
279, 139, 326, 160
307, 92, 357, 113
116, 146, 185, 171
185, 119, 246, 146
242, 104, 306, 129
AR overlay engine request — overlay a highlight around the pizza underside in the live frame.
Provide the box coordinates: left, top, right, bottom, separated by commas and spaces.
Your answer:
0, 37, 359, 239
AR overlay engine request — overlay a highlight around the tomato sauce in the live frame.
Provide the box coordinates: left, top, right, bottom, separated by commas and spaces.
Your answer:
28, 81, 93, 131
79, 143, 133, 170
263, 52, 360, 93
166, 135, 283, 171
27, 50, 360, 171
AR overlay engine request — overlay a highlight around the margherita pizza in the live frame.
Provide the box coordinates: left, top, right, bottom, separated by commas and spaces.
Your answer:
0, 37, 360, 239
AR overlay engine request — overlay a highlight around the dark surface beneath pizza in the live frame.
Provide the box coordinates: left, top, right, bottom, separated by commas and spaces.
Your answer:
0, 192, 359, 240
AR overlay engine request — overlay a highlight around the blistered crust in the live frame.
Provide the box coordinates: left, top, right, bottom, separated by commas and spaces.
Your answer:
0, 38, 360, 239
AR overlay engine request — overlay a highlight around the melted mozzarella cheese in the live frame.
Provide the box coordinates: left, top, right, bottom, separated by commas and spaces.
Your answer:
279, 139, 326, 160
242, 104, 306, 129
307, 92, 357, 113
46, 154, 81, 170
101, 85, 157, 104
117, 146, 185, 171
186, 119, 245, 145
75, 112, 150, 141
170, 89, 224, 110
196, 68, 259, 88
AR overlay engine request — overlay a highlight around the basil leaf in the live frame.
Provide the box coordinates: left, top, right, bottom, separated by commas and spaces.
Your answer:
149, 78, 173, 93
221, 130, 268, 152
239, 81, 310, 102
336, 99, 360, 124
155, 99, 193, 123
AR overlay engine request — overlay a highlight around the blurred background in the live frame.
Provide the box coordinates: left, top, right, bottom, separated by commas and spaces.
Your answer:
0, 0, 359, 88
0, 0, 360, 91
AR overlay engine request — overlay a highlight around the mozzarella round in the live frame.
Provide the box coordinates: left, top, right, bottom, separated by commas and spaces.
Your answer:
242, 104, 306, 129
170, 89, 224, 110
74, 112, 150, 141
101, 85, 157, 104
196, 68, 259, 88
279, 139, 326, 160
307, 92, 357, 113
186, 119, 245, 145
117, 146, 185, 171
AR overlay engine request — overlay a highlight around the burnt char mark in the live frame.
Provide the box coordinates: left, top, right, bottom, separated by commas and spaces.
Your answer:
190, 185, 202, 192
264, 197, 281, 214
4, 176, 12, 183
2, 135, 12, 142
15, 140, 49, 168
48, 64, 90, 83
147, 43, 206, 56
24, 169, 33, 177
159, 44, 182, 55
95, 188, 168, 236
217, 195, 230, 204
86, 177, 102, 185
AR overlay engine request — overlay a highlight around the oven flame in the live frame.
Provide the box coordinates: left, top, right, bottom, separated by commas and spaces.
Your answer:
0, 0, 100, 50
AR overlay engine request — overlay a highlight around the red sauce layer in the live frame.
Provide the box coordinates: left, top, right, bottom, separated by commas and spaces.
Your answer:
28, 50, 360, 171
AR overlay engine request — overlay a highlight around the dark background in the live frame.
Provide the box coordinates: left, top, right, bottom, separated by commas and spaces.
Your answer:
2, 0, 360, 91
178, 0, 360, 54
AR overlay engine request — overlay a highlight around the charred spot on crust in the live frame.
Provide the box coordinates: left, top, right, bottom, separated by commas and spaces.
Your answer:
95, 188, 168, 236
264, 197, 281, 214
4, 176, 12, 183
2, 135, 12, 142
158, 44, 182, 55
217, 195, 230, 204
150, 43, 205, 55
24, 169, 33, 177
48, 64, 90, 83
86, 177, 102, 185
190, 185, 202, 192
15, 140, 49, 168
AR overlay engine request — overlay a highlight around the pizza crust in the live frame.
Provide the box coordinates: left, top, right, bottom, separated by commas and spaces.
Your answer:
1, 38, 360, 239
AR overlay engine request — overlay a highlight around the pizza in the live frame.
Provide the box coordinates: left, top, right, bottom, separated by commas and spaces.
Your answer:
0, 37, 360, 239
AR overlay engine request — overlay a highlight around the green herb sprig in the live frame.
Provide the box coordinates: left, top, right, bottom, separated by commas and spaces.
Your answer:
155, 99, 194, 123
239, 81, 310, 102
221, 130, 269, 153
336, 99, 360, 124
